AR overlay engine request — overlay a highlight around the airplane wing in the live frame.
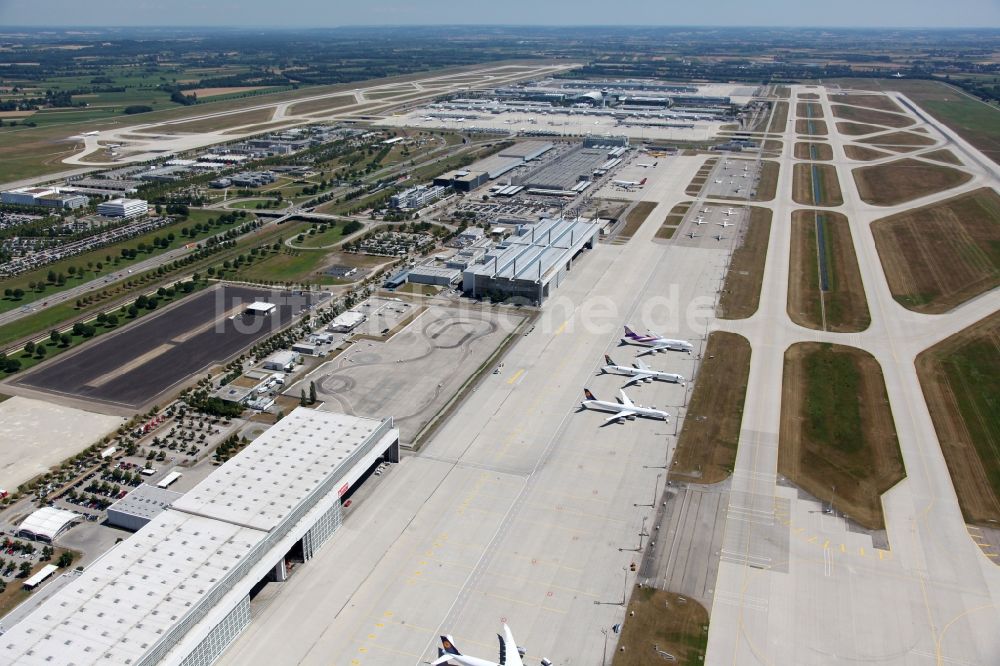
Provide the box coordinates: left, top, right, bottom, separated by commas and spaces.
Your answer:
635, 359, 651, 371
619, 390, 635, 408
623, 373, 653, 387
430, 655, 454, 666
605, 410, 636, 423
500, 625, 523, 666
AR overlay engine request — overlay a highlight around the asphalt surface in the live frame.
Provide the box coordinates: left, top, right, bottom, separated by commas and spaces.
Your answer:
10, 285, 319, 409
215, 151, 719, 666
704, 85, 1000, 665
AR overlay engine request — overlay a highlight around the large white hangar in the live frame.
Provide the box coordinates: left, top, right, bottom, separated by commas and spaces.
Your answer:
463, 216, 599, 304
0, 407, 399, 666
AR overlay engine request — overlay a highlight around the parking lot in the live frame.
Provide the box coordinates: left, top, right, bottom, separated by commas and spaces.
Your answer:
289, 302, 526, 444
8, 285, 323, 411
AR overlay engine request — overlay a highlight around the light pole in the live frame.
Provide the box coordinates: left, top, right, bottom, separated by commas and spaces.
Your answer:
601, 628, 609, 666
621, 565, 629, 607
634, 474, 661, 508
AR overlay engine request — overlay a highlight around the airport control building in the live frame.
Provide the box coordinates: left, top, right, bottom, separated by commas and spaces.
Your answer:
0, 408, 399, 666
462, 216, 598, 304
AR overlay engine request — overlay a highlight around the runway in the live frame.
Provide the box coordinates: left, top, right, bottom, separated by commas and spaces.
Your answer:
705, 84, 1000, 665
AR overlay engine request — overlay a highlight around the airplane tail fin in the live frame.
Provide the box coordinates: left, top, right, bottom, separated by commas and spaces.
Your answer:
440, 636, 461, 656
640, 177, 648, 185
604, 354, 614, 366
624, 325, 639, 339
584, 388, 596, 401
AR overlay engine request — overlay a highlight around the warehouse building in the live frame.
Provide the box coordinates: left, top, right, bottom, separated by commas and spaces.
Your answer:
1, 187, 88, 209
518, 145, 611, 192
107, 483, 184, 532
328, 310, 366, 332
463, 216, 599, 304
0, 408, 400, 666
97, 198, 148, 219
407, 266, 461, 286
434, 168, 490, 192
262, 350, 299, 371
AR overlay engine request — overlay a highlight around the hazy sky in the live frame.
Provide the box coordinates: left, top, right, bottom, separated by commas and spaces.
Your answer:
1, 0, 998, 28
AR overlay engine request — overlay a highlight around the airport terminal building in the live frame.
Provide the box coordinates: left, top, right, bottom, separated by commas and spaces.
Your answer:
0, 408, 399, 666
462, 216, 599, 304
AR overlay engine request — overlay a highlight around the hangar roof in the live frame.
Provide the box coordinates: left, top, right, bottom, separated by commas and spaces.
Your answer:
18, 507, 80, 541
0, 408, 396, 666
170, 408, 386, 531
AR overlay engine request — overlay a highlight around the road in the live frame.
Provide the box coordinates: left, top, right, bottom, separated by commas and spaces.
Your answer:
703, 85, 1000, 664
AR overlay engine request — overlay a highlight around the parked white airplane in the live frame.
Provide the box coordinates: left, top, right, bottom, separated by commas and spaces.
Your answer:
433, 625, 543, 666
602, 355, 685, 386
686, 231, 700, 239
636, 162, 658, 168
718, 219, 735, 228
693, 217, 707, 225
622, 326, 694, 354
701, 206, 713, 212
582, 388, 669, 423
713, 233, 726, 242
612, 178, 647, 189
723, 208, 737, 216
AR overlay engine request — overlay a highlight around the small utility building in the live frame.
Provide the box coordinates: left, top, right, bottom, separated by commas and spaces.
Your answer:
246, 302, 276, 316
107, 484, 184, 532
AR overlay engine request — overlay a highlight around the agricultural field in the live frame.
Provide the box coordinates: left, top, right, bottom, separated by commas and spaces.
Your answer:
615, 587, 709, 666
871, 187, 1000, 313
787, 210, 870, 332
792, 163, 843, 207
669, 332, 751, 484
831, 105, 914, 128
779, 342, 904, 530
794, 142, 833, 160
717, 207, 772, 319
916, 311, 1000, 525
852, 158, 971, 206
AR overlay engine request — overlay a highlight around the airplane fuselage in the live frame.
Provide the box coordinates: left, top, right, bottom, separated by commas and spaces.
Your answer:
581, 399, 669, 420
602, 364, 685, 384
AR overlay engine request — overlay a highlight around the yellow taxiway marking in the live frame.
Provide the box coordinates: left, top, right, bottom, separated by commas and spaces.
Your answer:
554, 320, 569, 335
507, 368, 525, 384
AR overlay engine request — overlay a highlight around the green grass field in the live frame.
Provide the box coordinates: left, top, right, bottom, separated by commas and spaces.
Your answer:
288, 223, 357, 248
